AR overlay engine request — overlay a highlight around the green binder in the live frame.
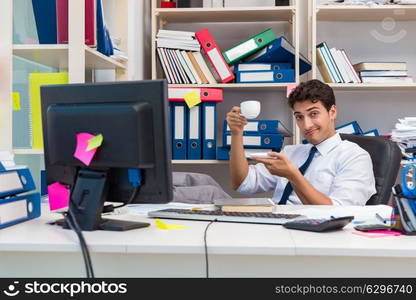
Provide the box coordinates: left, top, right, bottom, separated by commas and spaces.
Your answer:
222, 29, 277, 65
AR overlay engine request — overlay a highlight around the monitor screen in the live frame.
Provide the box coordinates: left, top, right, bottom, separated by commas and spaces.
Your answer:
41, 80, 173, 231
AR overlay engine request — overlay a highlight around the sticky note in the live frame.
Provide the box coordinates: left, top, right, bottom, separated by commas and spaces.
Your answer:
183, 91, 201, 108
12, 92, 21, 111
352, 231, 399, 238
155, 219, 186, 230
74, 133, 98, 166
47, 182, 70, 211
286, 83, 299, 98
87, 134, 103, 151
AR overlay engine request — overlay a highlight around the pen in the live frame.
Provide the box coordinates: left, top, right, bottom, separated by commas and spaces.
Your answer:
375, 213, 386, 224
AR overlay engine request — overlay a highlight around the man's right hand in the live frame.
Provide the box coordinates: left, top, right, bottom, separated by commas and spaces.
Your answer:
226, 106, 248, 136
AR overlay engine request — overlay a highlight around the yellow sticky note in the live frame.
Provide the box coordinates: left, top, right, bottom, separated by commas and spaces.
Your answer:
87, 134, 104, 151
12, 92, 21, 111
155, 219, 186, 230
183, 91, 201, 108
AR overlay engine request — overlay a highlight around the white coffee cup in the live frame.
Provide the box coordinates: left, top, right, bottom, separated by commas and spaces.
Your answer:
240, 100, 261, 119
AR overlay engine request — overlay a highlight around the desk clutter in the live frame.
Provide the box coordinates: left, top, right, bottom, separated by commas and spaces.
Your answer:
391, 117, 416, 159
0, 154, 41, 230
156, 28, 311, 84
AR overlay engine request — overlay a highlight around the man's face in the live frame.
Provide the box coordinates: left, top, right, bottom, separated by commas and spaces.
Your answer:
293, 99, 337, 145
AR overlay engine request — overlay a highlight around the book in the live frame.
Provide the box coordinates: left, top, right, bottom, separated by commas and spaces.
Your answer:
353, 62, 407, 72
359, 70, 408, 77
192, 51, 217, 84
316, 47, 334, 83
360, 77, 413, 84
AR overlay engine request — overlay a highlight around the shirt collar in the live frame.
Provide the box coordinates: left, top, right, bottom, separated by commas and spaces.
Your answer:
313, 133, 342, 156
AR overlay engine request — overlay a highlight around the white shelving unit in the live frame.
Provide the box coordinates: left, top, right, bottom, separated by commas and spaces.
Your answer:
151, 0, 301, 165
310, 1, 416, 90
0, 0, 131, 155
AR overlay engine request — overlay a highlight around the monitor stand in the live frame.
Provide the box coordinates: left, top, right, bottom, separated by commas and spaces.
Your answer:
55, 169, 149, 231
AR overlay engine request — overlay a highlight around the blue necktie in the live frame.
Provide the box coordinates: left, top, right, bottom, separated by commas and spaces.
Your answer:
278, 146, 318, 205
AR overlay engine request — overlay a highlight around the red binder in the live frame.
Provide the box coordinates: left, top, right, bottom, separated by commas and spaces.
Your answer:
168, 87, 223, 102
195, 29, 235, 83
56, 0, 96, 46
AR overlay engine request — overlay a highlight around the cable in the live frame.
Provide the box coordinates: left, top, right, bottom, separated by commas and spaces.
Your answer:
63, 211, 95, 278
112, 186, 139, 210
63, 213, 91, 278
203, 219, 217, 278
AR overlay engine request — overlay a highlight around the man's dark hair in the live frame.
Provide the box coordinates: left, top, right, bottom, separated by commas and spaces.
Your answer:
288, 79, 335, 111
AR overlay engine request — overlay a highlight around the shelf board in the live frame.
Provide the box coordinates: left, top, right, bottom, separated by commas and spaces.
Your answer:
172, 160, 228, 164
317, 5, 416, 21
155, 6, 295, 23
13, 149, 44, 155
328, 83, 416, 91
168, 83, 291, 90
13, 44, 126, 70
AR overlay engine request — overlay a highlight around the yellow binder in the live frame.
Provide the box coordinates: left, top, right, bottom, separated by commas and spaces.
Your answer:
29, 72, 68, 150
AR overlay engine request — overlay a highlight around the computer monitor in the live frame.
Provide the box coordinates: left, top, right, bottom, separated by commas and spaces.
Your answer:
41, 80, 173, 231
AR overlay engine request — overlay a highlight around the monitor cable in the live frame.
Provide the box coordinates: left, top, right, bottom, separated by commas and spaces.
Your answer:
63, 208, 95, 278
204, 219, 217, 278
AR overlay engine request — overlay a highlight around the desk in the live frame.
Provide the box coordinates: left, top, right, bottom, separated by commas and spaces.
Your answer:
1, 204, 416, 277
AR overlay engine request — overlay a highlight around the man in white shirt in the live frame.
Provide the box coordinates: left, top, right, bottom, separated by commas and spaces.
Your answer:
226, 79, 376, 205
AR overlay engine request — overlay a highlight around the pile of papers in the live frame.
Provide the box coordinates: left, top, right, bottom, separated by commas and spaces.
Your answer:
391, 117, 416, 158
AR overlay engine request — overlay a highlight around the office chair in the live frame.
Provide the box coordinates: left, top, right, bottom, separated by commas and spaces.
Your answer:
339, 134, 402, 205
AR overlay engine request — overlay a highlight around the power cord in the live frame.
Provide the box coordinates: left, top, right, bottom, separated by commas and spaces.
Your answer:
63, 209, 95, 278
204, 219, 217, 278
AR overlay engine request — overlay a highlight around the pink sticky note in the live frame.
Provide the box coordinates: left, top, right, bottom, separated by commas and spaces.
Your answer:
286, 83, 299, 98
47, 182, 70, 211
352, 231, 399, 238
367, 230, 403, 236
74, 133, 98, 166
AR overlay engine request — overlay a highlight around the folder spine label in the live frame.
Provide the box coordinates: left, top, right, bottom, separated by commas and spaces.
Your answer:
225, 39, 257, 62
208, 48, 233, 80
0, 200, 28, 225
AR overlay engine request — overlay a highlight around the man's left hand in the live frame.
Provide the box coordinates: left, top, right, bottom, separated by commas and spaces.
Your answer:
251, 152, 298, 180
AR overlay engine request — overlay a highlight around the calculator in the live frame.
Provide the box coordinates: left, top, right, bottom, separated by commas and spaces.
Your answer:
283, 216, 354, 232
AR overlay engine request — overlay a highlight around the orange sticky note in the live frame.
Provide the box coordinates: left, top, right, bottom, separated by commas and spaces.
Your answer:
47, 182, 70, 211
286, 83, 298, 98
183, 91, 201, 108
74, 133, 98, 166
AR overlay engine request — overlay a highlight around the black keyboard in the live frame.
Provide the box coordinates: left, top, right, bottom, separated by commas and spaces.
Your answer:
148, 208, 303, 225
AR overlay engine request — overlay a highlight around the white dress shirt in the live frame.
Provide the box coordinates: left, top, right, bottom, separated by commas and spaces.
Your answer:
237, 133, 376, 206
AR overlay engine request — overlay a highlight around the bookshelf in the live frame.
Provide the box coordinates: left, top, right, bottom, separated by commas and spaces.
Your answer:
151, 0, 302, 166
0, 0, 130, 155
0, 0, 135, 192
310, 1, 416, 90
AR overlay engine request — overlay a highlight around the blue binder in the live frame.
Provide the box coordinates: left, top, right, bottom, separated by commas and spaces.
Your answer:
32, 0, 57, 44
0, 168, 36, 198
235, 69, 294, 84
234, 62, 292, 72
187, 105, 202, 159
96, 0, 114, 56
362, 129, 380, 136
336, 121, 363, 135
171, 102, 187, 159
223, 133, 284, 151
202, 102, 217, 159
0, 193, 41, 229
245, 37, 311, 75
223, 120, 291, 136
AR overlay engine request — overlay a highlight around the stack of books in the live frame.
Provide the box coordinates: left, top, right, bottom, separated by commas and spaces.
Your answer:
217, 120, 291, 160
316, 42, 361, 83
353, 62, 413, 84
156, 28, 312, 85
156, 29, 218, 84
